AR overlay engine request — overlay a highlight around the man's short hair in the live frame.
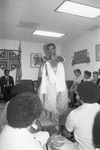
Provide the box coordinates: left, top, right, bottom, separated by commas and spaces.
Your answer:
74, 69, 81, 74
4, 69, 9, 74
47, 43, 56, 50
93, 111, 100, 148
84, 70, 91, 77
7, 92, 43, 128
93, 71, 98, 76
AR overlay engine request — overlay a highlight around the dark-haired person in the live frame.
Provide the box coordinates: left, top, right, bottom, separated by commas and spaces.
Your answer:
70, 69, 83, 93
0, 69, 14, 102
92, 111, 100, 150
69, 69, 83, 107
82, 70, 91, 82
98, 68, 100, 77
71, 69, 83, 88
73, 69, 83, 84
0, 92, 49, 150
39, 43, 68, 121
91, 71, 100, 87
65, 82, 100, 150
33, 80, 40, 94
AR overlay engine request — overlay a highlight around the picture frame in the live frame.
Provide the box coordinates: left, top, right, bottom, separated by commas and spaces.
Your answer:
72, 49, 90, 65
30, 53, 42, 68
0, 49, 19, 71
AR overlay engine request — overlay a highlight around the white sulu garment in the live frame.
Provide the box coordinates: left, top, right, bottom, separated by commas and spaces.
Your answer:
40, 61, 66, 94
39, 61, 68, 114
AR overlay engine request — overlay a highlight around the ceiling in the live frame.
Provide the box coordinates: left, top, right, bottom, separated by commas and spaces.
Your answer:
0, 0, 100, 44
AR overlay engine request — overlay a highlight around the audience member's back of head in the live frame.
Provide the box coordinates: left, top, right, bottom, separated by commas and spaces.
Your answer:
77, 82, 100, 103
7, 92, 43, 128
93, 111, 100, 149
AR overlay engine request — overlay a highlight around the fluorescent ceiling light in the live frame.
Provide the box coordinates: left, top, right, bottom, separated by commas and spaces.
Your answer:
56, 1, 100, 18
32, 30, 65, 37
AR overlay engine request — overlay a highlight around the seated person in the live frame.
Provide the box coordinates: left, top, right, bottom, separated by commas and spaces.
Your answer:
33, 80, 39, 94
0, 92, 49, 150
68, 90, 82, 108
47, 82, 100, 150
69, 69, 83, 106
82, 70, 91, 82
91, 71, 100, 87
70, 69, 83, 92
98, 68, 100, 78
0, 69, 14, 102
92, 111, 100, 150
65, 82, 100, 150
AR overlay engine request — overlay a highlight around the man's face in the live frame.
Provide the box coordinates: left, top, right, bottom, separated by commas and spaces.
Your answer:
93, 73, 98, 80
84, 73, 89, 79
74, 71, 80, 78
48, 45, 56, 56
5, 70, 9, 76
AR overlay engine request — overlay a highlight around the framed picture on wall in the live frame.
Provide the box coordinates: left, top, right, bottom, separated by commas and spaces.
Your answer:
30, 53, 42, 68
95, 44, 100, 61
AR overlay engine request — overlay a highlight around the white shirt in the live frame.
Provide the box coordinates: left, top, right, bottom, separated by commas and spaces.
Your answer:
83, 78, 91, 82
0, 125, 49, 150
65, 103, 100, 150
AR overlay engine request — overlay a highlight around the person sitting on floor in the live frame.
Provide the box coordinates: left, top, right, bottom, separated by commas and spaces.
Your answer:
47, 82, 100, 150
0, 92, 49, 150
92, 111, 100, 150
0, 69, 14, 102
65, 82, 100, 150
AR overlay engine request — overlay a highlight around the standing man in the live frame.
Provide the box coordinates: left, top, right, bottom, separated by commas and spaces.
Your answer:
39, 43, 68, 121
0, 69, 14, 102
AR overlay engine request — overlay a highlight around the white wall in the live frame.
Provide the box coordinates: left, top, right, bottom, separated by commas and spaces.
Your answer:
0, 39, 61, 82
1, 28, 100, 82
61, 29, 100, 80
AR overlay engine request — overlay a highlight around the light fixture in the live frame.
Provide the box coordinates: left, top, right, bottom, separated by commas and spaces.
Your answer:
32, 30, 65, 37
56, 1, 100, 18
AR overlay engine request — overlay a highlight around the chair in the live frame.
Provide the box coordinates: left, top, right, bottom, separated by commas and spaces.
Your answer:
11, 80, 34, 97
